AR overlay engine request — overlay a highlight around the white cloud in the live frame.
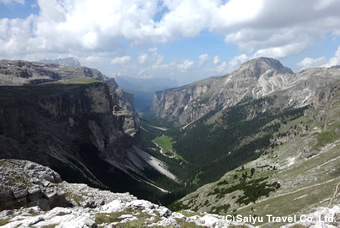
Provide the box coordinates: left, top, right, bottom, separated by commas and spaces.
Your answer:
217, 0, 263, 27
0, 0, 24, 5
1, 0, 340, 85
229, 54, 249, 71
138, 53, 148, 64
111, 56, 131, 65
149, 47, 157, 52
154, 52, 164, 65
324, 46, 340, 67
198, 54, 209, 68
177, 59, 194, 71
1, 0, 340, 60
314, 0, 338, 10
216, 61, 227, 73
297, 57, 326, 70
213, 56, 220, 65
152, 64, 169, 70
296, 46, 340, 69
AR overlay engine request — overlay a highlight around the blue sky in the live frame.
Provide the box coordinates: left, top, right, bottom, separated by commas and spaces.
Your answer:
1, 0, 340, 85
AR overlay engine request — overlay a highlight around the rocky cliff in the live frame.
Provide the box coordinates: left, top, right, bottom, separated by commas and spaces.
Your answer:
0, 60, 175, 200
151, 58, 340, 126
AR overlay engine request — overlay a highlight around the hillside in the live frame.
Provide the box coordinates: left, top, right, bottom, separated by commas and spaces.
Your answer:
170, 80, 340, 226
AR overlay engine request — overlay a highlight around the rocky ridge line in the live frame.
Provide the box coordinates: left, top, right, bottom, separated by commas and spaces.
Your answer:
151, 57, 340, 126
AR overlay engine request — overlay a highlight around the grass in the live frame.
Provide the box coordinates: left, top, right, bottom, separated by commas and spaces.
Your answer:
152, 134, 187, 162
65, 192, 85, 204
94, 212, 125, 224
43, 78, 102, 85
0, 159, 7, 166
0, 219, 10, 226
152, 135, 175, 154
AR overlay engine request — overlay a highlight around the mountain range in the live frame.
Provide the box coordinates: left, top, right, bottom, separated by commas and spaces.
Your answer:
1, 57, 340, 227
152, 57, 340, 127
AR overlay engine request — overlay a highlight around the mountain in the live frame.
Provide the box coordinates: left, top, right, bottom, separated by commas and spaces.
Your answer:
172, 80, 340, 226
0, 60, 176, 201
139, 58, 340, 219
115, 76, 178, 111
151, 57, 340, 126
39, 57, 81, 66
146, 57, 340, 187
1, 159, 337, 227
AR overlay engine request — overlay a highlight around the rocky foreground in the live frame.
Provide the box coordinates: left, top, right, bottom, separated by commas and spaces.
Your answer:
0, 159, 339, 228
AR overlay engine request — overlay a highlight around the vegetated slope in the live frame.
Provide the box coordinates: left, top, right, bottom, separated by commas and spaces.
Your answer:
172, 95, 308, 186
151, 58, 340, 127
142, 59, 340, 206
173, 81, 340, 226
0, 60, 177, 202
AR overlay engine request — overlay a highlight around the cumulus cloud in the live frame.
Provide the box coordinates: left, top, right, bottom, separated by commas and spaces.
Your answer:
138, 53, 148, 64
213, 56, 220, 65
149, 47, 158, 52
111, 56, 131, 65
0, 0, 24, 5
1, 0, 340, 60
324, 46, 340, 67
1, 0, 340, 85
297, 57, 326, 70
296, 46, 340, 70
229, 54, 249, 71
177, 59, 194, 71
216, 61, 227, 73
198, 54, 209, 68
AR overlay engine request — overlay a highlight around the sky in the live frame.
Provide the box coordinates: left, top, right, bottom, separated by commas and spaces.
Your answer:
1, 0, 340, 85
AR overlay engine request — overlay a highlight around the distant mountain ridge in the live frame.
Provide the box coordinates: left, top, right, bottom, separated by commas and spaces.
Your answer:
151, 57, 340, 126
40, 57, 81, 66
115, 76, 178, 111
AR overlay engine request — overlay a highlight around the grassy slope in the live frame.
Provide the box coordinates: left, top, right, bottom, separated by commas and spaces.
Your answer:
153, 135, 174, 154
152, 134, 186, 162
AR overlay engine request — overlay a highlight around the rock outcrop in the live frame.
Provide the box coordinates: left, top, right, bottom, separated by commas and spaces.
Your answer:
4, 159, 337, 227
0, 159, 68, 211
152, 58, 340, 126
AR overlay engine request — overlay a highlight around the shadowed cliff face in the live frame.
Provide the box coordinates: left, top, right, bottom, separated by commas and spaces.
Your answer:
0, 60, 173, 200
0, 83, 135, 187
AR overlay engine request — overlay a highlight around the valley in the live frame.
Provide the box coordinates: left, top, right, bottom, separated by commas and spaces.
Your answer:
137, 58, 340, 226
1, 57, 340, 227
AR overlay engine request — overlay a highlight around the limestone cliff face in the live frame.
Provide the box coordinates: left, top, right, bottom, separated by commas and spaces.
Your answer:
152, 58, 340, 126
0, 60, 171, 199
0, 82, 134, 188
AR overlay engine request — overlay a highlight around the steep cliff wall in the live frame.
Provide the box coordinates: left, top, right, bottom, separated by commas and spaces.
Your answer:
151, 58, 340, 126
0, 60, 174, 200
